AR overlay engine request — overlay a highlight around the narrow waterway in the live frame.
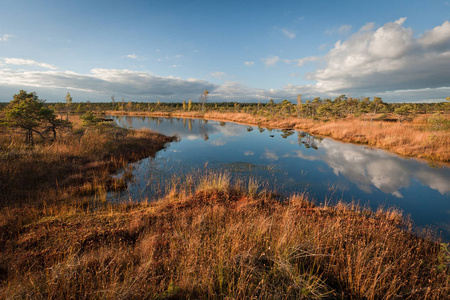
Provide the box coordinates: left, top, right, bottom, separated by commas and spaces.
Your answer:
109, 115, 450, 241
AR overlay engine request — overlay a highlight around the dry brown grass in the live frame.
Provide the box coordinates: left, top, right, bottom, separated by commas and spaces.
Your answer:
0, 115, 175, 205
109, 110, 450, 162
307, 117, 449, 161
1, 113, 448, 299
0, 172, 448, 299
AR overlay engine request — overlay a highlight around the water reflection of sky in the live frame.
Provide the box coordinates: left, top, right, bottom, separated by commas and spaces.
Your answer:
110, 116, 450, 241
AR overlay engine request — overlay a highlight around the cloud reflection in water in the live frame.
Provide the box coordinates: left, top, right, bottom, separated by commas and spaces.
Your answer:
286, 138, 450, 197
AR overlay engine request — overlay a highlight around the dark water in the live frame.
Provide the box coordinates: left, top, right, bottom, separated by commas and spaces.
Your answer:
109, 115, 450, 241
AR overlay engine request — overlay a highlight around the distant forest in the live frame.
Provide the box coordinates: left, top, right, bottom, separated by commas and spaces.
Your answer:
1, 95, 449, 121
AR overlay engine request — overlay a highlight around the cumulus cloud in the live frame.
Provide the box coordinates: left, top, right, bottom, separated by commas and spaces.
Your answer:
419, 20, 450, 50
244, 61, 255, 66
281, 28, 296, 39
305, 18, 450, 95
3, 58, 57, 70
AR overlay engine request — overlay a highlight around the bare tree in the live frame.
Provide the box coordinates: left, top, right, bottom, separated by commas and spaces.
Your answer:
111, 95, 116, 110
199, 90, 209, 113
296, 94, 302, 118
65, 92, 72, 120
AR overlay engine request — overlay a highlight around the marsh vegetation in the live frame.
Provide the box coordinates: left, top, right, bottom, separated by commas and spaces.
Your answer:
0, 92, 449, 298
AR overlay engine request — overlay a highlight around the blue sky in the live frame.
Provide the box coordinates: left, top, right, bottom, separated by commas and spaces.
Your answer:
0, 0, 449, 103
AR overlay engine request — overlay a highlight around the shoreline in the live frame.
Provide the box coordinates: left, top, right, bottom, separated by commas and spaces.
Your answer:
106, 110, 450, 163
0, 116, 176, 205
1, 116, 449, 298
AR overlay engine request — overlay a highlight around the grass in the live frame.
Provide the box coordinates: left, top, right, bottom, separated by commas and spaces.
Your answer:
108, 110, 450, 162
0, 114, 449, 299
1, 171, 449, 299
0, 115, 175, 205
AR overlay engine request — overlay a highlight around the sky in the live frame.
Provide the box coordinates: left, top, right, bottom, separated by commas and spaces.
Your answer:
0, 0, 449, 103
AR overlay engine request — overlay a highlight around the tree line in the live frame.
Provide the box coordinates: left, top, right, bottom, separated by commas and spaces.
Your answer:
1, 91, 449, 146
4, 94, 444, 120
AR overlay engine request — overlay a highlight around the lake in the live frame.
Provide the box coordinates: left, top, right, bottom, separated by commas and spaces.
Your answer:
109, 115, 450, 241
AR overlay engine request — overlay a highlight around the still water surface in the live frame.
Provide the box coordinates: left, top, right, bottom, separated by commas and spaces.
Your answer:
109, 116, 450, 241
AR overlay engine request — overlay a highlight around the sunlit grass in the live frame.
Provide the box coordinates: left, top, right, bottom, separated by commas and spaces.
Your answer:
1, 113, 449, 298
1, 171, 449, 299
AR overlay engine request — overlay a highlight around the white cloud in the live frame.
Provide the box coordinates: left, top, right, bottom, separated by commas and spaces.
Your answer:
125, 53, 148, 60
263, 149, 278, 161
0, 34, 13, 42
295, 56, 320, 66
281, 28, 296, 39
209, 81, 303, 102
3, 19, 449, 103
211, 138, 227, 146
394, 17, 407, 26
286, 138, 450, 196
0, 63, 307, 102
210, 71, 226, 79
262, 55, 280, 67
262, 54, 317, 68
325, 24, 352, 36
125, 54, 139, 59
391, 191, 403, 198
0, 68, 216, 100
337, 25, 352, 35
304, 19, 450, 96
3, 58, 57, 70
319, 43, 329, 51
419, 20, 450, 49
